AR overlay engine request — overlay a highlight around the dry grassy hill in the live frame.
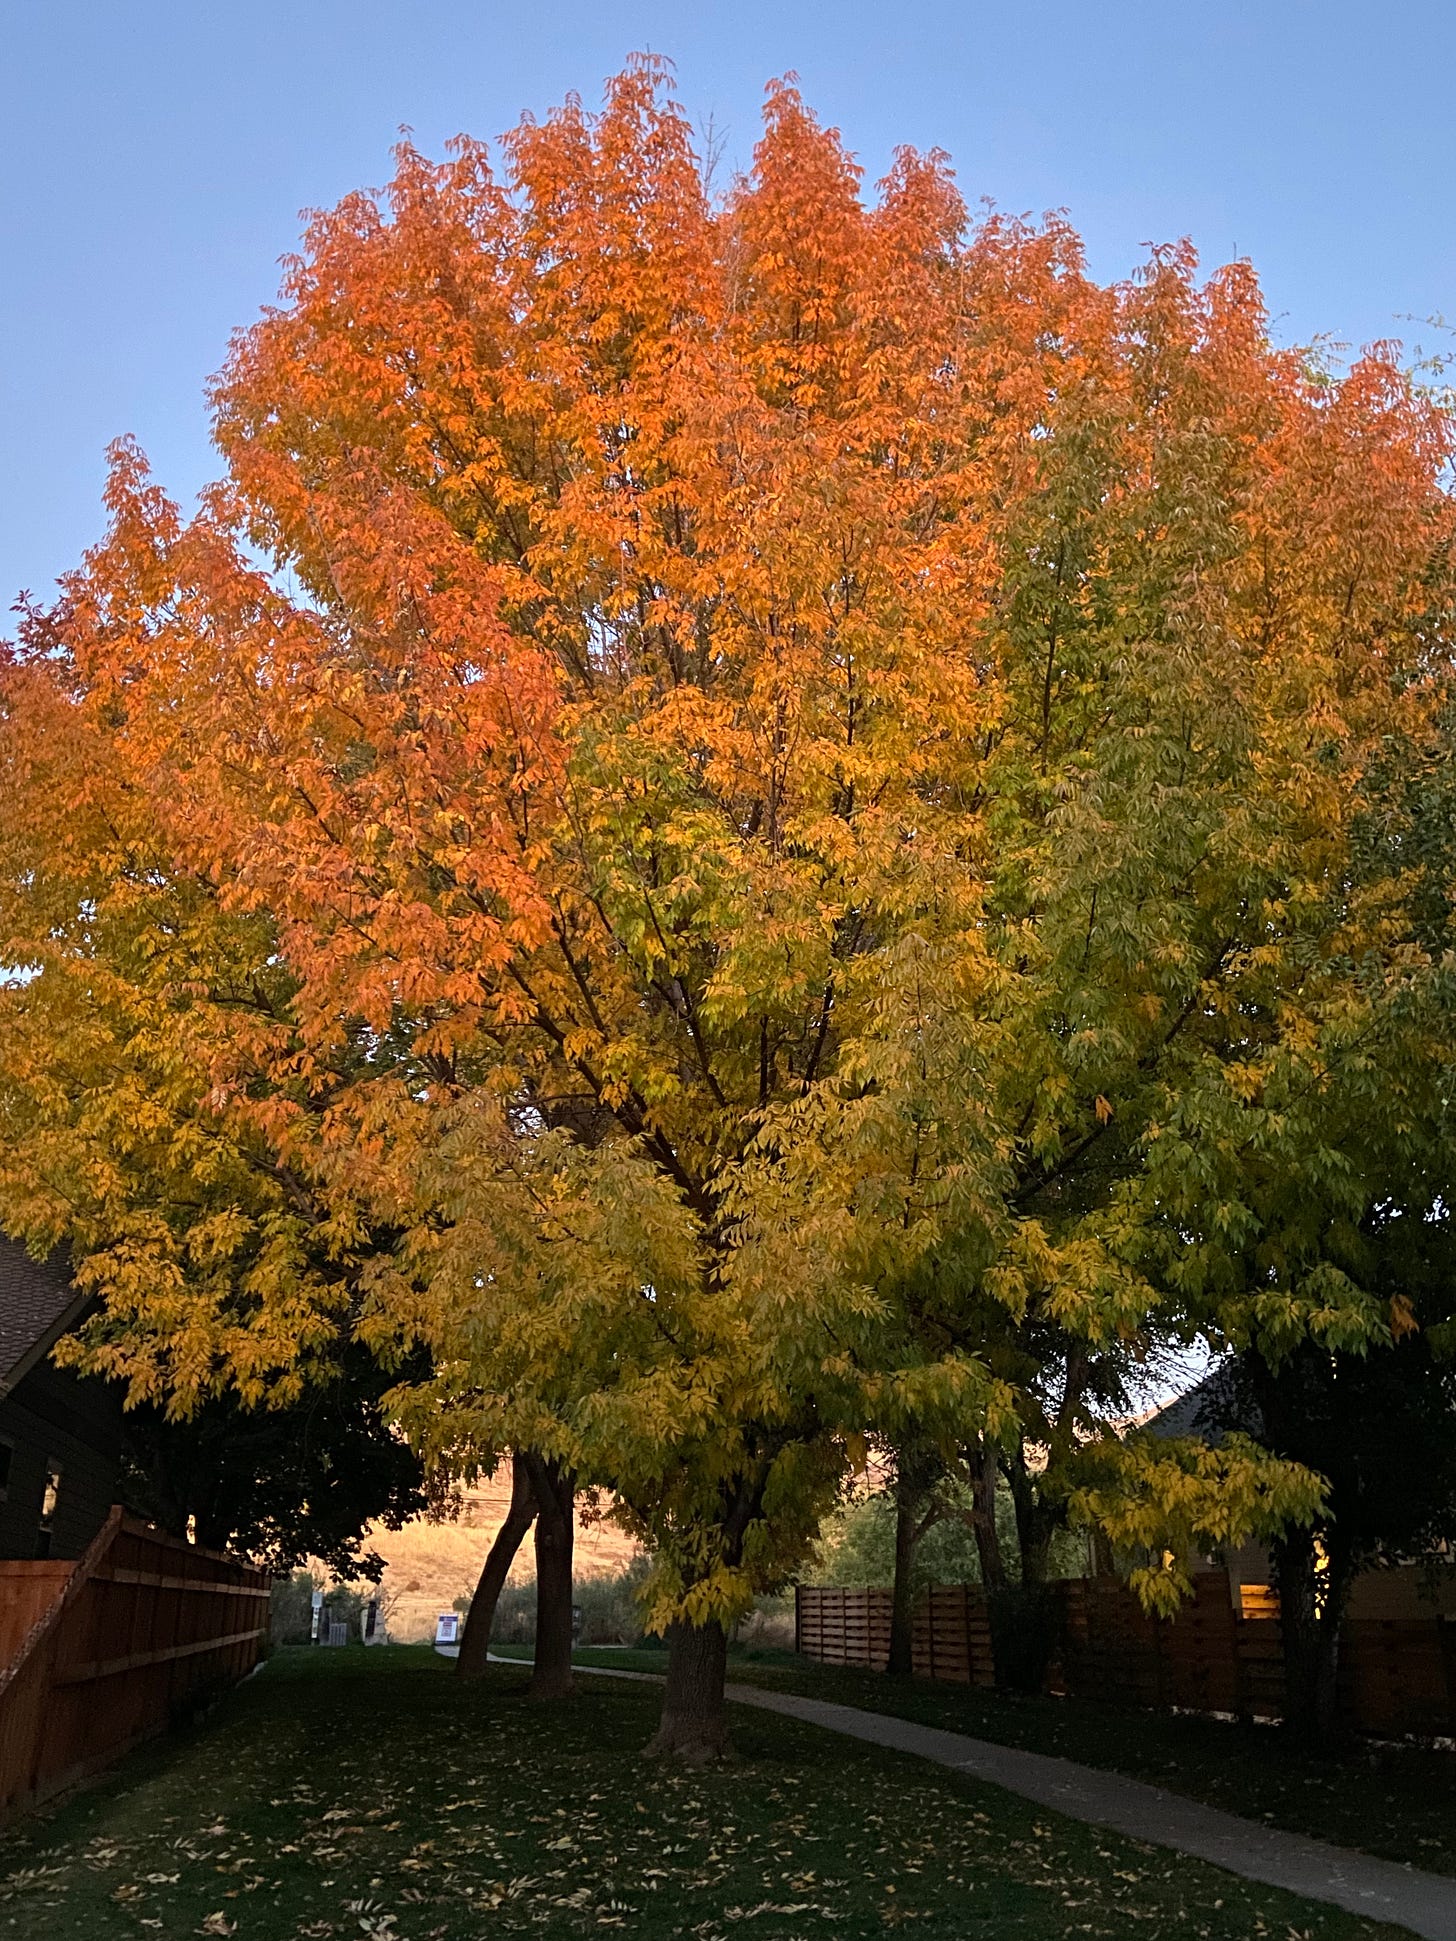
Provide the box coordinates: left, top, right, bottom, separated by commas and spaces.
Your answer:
363, 1459, 640, 1642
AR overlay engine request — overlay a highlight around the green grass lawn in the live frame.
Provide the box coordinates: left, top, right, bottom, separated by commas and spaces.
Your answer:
0, 1647, 1412, 1940
499, 1643, 1456, 1878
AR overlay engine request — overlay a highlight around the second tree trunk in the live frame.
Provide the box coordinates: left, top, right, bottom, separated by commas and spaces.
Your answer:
523, 1452, 576, 1700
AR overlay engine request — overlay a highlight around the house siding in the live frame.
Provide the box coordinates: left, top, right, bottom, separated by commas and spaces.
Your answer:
0, 1361, 121, 1560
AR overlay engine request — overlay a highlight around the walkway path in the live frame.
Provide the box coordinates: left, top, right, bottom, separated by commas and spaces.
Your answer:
459, 1649, 1456, 1939
721, 1680, 1456, 1941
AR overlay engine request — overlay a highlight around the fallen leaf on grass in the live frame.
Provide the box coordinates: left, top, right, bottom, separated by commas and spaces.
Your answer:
724, 1904, 825, 1920
0, 1864, 67, 1899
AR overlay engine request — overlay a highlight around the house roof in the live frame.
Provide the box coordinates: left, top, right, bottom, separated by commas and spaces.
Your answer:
1140, 1363, 1249, 1446
0, 1238, 90, 1400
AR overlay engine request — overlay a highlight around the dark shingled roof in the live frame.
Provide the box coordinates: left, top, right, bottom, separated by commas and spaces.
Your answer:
0, 1238, 88, 1396
1141, 1362, 1253, 1447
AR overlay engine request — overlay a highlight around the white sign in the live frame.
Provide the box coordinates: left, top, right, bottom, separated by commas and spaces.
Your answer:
435, 1613, 460, 1645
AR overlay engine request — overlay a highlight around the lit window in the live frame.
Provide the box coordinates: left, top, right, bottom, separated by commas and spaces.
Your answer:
36, 1462, 62, 1554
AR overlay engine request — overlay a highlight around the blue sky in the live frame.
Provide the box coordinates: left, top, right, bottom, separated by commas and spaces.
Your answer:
5, 1, 1454, 607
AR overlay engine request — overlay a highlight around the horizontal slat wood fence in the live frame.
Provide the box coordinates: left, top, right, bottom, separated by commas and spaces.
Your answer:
798, 1577, 1456, 1738
0, 1507, 268, 1818
796, 1584, 996, 1685
796, 1588, 892, 1671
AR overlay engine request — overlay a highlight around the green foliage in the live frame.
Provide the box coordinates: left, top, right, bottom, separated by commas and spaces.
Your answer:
119, 1339, 427, 1577
810, 1479, 1083, 1592
268, 1568, 316, 1646
809, 1491, 899, 1588
1222, 1207, 1456, 1578
811, 1489, 982, 1590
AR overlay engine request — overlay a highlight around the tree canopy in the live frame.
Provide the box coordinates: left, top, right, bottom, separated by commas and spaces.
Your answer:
3, 59, 1454, 1750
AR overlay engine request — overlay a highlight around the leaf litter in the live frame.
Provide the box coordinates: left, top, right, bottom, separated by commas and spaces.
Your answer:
0, 1650, 1414, 1940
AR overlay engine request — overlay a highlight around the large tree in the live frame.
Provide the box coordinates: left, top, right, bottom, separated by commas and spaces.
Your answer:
3, 62, 1454, 1758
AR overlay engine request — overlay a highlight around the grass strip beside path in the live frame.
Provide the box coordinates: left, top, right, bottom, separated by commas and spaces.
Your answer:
0, 1647, 1410, 1941
513, 1644, 1456, 1879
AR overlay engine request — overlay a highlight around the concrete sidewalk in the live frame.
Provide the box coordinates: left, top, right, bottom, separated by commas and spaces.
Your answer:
468, 1652, 1456, 1940
722, 1681, 1456, 1941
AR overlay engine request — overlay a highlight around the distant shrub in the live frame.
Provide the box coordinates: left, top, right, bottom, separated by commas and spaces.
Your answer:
808, 1490, 988, 1591
806, 1484, 1084, 1592
270, 1568, 316, 1644
455, 1555, 652, 1646
451, 1557, 791, 1651
732, 1592, 796, 1651
270, 1567, 373, 1645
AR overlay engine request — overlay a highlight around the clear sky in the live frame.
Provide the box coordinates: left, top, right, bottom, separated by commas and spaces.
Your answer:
5, 0, 1454, 607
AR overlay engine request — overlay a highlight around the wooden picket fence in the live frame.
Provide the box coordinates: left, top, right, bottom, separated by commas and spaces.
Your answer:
797, 1576, 1456, 1737
0, 1506, 269, 1818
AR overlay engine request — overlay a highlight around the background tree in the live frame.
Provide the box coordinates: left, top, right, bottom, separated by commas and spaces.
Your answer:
118, 1339, 426, 1576
1199, 1206, 1456, 1743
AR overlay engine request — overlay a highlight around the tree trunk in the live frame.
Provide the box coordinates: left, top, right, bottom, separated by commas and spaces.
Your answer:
887, 1480, 919, 1677
648, 1619, 732, 1763
524, 1453, 575, 1700
1003, 1442, 1054, 1589
1275, 1531, 1348, 1747
987, 1440, 1061, 1694
456, 1454, 538, 1679
966, 1441, 1006, 1591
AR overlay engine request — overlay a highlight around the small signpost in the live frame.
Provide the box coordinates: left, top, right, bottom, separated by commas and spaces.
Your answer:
434, 1612, 460, 1647
309, 1588, 325, 1644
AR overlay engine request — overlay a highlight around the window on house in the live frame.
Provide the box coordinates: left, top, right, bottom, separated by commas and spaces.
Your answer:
0, 1440, 13, 1500
36, 1461, 61, 1559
